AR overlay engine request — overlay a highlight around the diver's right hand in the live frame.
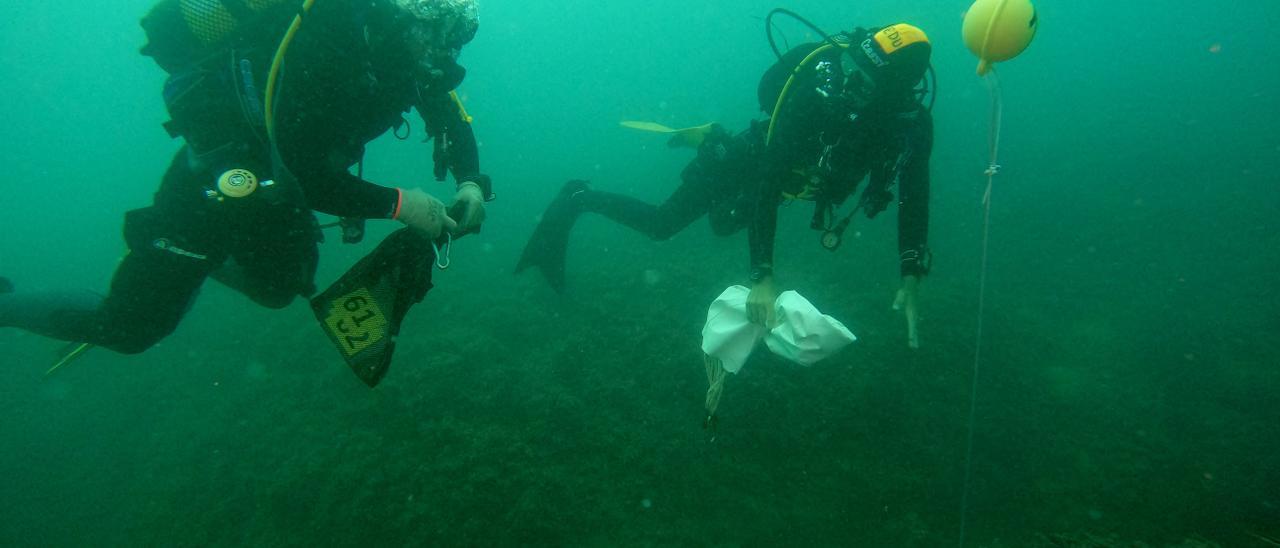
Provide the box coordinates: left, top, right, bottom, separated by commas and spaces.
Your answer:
395, 188, 457, 240
450, 181, 487, 234
746, 277, 778, 327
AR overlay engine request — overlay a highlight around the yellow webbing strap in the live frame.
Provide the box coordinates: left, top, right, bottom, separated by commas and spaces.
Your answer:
780, 187, 818, 201
779, 168, 819, 201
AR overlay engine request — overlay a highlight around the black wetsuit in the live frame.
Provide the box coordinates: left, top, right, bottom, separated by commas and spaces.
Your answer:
749, 43, 932, 279
521, 41, 930, 290
569, 125, 761, 240
5, 2, 482, 354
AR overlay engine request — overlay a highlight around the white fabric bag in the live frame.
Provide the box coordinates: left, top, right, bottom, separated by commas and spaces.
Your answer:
700, 286, 856, 372
764, 291, 857, 366
699, 286, 765, 373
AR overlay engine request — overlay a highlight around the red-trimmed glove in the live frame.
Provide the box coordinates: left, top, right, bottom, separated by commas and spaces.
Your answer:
395, 188, 456, 240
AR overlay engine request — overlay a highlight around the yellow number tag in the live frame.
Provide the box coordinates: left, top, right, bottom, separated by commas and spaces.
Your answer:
322, 288, 388, 357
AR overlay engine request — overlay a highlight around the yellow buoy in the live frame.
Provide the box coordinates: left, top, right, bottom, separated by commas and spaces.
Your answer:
963, 0, 1039, 75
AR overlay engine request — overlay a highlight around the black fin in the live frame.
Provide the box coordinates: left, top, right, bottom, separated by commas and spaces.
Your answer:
514, 180, 590, 293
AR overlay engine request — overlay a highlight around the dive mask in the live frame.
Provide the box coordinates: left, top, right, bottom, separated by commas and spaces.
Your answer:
840, 24, 933, 110
841, 52, 879, 110
838, 29, 883, 110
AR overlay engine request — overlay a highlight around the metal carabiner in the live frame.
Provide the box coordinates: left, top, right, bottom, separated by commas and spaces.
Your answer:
431, 232, 452, 270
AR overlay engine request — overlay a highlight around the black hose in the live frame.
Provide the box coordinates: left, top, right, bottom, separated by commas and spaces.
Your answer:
765, 8, 844, 60
926, 64, 938, 112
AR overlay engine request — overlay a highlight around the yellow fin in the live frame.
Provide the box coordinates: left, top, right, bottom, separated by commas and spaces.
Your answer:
46, 343, 93, 377
620, 121, 716, 149
620, 121, 677, 133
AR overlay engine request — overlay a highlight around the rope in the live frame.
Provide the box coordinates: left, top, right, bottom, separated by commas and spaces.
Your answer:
958, 67, 1002, 547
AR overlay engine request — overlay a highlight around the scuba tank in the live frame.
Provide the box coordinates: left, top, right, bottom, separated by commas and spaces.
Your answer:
140, 0, 302, 73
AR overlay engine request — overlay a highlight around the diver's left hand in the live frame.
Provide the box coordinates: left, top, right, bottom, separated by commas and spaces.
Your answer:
747, 276, 778, 327
893, 275, 921, 349
451, 181, 486, 234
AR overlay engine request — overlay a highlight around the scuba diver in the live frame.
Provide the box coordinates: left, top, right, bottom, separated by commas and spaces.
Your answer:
0, 0, 493, 381
516, 12, 933, 347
